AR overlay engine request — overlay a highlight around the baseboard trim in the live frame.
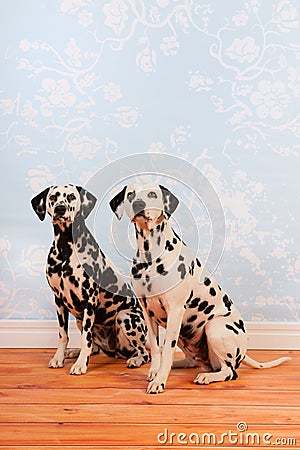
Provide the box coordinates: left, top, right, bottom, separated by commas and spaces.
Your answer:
0, 320, 82, 349
0, 320, 299, 350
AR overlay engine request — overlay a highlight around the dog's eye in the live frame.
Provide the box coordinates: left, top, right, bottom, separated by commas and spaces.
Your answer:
127, 191, 135, 202
148, 191, 157, 199
67, 193, 76, 202
49, 194, 56, 201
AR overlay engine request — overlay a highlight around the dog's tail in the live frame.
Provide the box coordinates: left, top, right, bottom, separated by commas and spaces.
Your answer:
242, 354, 292, 369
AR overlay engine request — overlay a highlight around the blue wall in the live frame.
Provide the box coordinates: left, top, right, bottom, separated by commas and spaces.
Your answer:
0, 0, 299, 321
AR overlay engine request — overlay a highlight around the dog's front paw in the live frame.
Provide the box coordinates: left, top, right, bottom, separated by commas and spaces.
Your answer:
49, 356, 64, 368
193, 373, 211, 385
70, 360, 88, 375
147, 366, 159, 381
126, 354, 147, 368
146, 376, 166, 394
147, 357, 161, 381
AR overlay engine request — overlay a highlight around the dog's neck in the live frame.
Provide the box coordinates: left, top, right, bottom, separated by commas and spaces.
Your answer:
52, 216, 88, 255
133, 215, 174, 263
52, 216, 86, 239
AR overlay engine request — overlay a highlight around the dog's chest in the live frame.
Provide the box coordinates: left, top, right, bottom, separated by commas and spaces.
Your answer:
142, 295, 168, 327
47, 245, 87, 317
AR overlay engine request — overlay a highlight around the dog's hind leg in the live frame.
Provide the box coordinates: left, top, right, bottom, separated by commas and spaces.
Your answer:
64, 349, 80, 359
194, 314, 247, 385
172, 356, 210, 370
115, 309, 150, 368
172, 357, 201, 368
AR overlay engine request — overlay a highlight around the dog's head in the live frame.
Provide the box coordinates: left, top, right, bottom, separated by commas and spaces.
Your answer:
31, 184, 97, 224
110, 183, 179, 225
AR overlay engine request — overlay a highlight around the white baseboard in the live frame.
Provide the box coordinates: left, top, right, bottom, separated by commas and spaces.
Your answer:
0, 320, 82, 349
0, 320, 299, 350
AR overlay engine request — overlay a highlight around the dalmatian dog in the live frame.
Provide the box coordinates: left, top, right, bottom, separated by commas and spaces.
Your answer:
31, 184, 149, 375
110, 183, 291, 393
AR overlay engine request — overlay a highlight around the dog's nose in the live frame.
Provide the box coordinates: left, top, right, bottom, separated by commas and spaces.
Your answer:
54, 204, 67, 217
132, 199, 146, 215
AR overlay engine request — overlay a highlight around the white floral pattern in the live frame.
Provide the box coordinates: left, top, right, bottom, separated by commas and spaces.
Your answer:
0, 0, 299, 321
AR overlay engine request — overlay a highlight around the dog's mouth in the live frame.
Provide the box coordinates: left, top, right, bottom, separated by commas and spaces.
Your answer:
52, 214, 72, 224
131, 210, 164, 224
132, 210, 146, 219
52, 204, 73, 224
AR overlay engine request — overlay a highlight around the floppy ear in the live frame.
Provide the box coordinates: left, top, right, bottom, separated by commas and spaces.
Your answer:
76, 186, 97, 219
109, 186, 127, 220
31, 187, 51, 221
159, 185, 179, 217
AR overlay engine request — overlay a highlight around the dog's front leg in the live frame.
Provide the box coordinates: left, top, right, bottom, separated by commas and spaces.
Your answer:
145, 315, 161, 382
147, 306, 185, 394
49, 298, 69, 368
70, 302, 95, 375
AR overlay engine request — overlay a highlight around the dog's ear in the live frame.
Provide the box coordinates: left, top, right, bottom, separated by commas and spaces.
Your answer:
31, 187, 51, 221
110, 186, 127, 220
159, 185, 179, 217
76, 186, 97, 219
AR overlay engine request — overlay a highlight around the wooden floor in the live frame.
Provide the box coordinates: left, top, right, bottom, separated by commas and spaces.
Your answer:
0, 349, 299, 449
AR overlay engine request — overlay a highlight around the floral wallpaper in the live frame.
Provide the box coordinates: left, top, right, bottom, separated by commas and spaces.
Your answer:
0, 0, 299, 321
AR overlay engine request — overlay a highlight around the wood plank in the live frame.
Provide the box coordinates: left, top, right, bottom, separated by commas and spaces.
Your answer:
0, 362, 296, 376
1, 387, 299, 407
0, 349, 298, 364
0, 372, 298, 390
0, 424, 299, 446
0, 403, 299, 425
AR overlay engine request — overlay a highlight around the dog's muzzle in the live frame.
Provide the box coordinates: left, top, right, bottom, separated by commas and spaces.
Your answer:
132, 199, 146, 217
53, 204, 67, 220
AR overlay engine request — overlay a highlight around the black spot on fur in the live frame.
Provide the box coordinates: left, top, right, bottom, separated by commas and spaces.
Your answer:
101, 267, 117, 288
84, 318, 91, 332
165, 240, 174, 252
188, 297, 200, 309
223, 294, 232, 311
189, 260, 195, 276
177, 263, 186, 279
187, 314, 198, 323
234, 320, 246, 333
171, 340, 176, 348
204, 304, 215, 315
157, 264, 168, 276
204, 277, 211, 286
226, 324, 239, 335
198, 300, 209, 311
196, 258, 201, 267
209, 287, 216, 297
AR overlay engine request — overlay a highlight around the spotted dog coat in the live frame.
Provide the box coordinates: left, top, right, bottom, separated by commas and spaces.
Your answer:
31, 184, 149, 375
110, 183, 291, 393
